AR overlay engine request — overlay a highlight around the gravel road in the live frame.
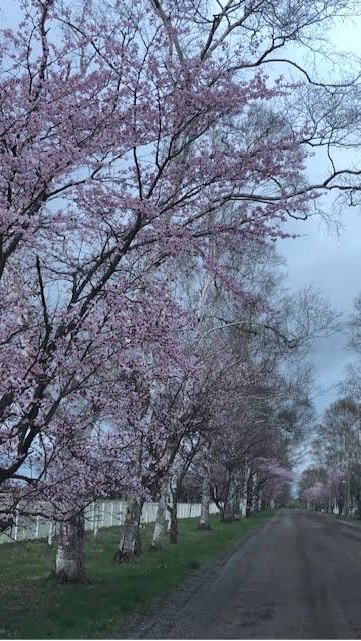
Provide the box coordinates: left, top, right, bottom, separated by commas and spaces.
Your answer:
120, 509, 361, 639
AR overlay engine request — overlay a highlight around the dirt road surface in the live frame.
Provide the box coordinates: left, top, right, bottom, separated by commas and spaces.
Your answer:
121, 509, 361, 639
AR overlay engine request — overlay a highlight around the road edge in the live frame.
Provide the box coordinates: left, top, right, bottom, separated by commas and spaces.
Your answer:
115, 511, 278, 639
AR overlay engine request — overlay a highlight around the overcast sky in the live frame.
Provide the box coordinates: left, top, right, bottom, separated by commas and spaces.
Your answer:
279, 210, 361, 416
278, 16, 361, 423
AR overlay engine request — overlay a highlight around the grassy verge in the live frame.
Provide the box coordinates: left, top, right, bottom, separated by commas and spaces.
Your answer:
332, 513, 361, 526
0, 510, 275, 639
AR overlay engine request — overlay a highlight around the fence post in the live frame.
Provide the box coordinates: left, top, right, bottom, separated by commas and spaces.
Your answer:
35, 515, 40, 539
110, 501, 114, 527
47, 521, 54, 546
14, 510, 19, 541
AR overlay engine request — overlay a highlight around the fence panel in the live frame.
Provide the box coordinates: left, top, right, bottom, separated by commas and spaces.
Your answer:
0, 499, 220, 545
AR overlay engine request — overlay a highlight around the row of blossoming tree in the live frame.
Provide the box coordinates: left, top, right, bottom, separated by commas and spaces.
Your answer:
299, 294, 361, 516
1, 0, 360, 581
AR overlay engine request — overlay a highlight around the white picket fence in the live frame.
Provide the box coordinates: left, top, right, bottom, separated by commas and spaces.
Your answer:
0, 499, 220, 545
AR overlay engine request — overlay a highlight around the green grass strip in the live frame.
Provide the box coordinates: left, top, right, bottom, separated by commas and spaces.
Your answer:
0, 510, 275, 639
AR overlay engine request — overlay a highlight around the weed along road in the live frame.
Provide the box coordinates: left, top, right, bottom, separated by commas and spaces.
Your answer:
124, 509, 361, 639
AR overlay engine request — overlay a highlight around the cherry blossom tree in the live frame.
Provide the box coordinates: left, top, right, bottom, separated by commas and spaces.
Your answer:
0, 0, 315, 499
1, 0, 361, 580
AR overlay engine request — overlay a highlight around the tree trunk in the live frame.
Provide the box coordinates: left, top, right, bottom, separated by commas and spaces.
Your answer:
168, 474, 179, 544
168, 502, 178, 544
198, 457, 211, 530
252, 474, 260, 513
233, 472, 242, 521
220, 475, 234, 523
337, 498, 344, 516
53, 512, 86, 582
115, 497, 144, 562
233, 495, 241, 520
223, 498, 234, 522
356, 497, 361, 519
151, 479, 169, 549
246, 471, 254, 518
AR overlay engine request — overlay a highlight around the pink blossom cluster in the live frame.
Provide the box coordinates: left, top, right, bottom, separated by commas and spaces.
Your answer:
0, 0, 318, 522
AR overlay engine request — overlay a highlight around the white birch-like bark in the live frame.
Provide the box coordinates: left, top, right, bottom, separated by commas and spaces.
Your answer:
45, 389, 95, 580
115, 496, 144, 562
54, 511, 85, 582
244, 465, 253, 517
198, 446, 211, 529
151, 477, 169, 548
168, 472, 179, 543
47, 520, 54, 546
252, 473, 258, 513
